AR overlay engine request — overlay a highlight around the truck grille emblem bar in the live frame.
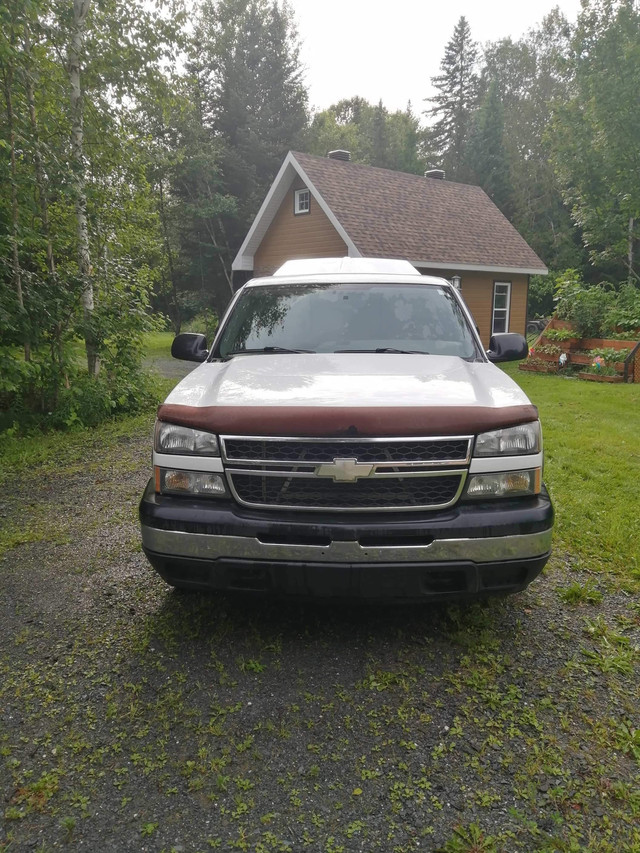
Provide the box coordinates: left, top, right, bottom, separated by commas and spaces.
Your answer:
314, 457, 375, 483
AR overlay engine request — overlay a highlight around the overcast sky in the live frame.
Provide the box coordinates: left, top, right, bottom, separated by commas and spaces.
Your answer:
288, 0, 583, 119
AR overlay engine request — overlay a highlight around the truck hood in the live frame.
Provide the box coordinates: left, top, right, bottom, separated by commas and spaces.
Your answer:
158, 353, 537, 437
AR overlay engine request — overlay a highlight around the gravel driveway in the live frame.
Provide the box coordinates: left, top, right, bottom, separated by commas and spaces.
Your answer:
1, 418, 638, 852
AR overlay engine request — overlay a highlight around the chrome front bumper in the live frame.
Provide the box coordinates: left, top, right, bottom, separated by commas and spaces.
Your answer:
141, 525, 552, 565
139, 480, 553, 599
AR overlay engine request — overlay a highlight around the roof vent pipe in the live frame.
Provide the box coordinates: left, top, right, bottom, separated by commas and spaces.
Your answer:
425, 169, 445, 180
328, 150, 351, 161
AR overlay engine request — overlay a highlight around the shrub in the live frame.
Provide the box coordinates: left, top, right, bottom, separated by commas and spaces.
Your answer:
0, 359, 158, 433
1, 259, 162, 434
544, 328, 577, 342
570, 288, 615, 338
588, 346, 630, 363
528, 274, 555, 317
582, 364, 619, 377
554, 271, 640, 339
554, 271, 615, 338
182, 310, 218, 342
553, 269, 584, 321
602, 283, 640, 335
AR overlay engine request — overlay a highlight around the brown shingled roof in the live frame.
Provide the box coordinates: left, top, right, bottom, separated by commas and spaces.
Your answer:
292, 152, 546, 273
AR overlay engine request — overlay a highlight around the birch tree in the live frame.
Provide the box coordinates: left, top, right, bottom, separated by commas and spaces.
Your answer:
0, 0, 29, 359
1, 0, 185, 428
68, 0, 97, 375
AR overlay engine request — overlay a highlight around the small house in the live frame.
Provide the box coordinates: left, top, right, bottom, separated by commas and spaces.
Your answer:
232, 151, 547, 345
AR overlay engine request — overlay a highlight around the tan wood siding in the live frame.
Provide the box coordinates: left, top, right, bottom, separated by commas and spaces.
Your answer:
419, 268, 528, 346
508, 275, 528, 340
254, 178, 347, 276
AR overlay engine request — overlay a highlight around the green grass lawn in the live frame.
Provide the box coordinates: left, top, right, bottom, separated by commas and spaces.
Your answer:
143, 330, 176, 361
501, 362, 640, 588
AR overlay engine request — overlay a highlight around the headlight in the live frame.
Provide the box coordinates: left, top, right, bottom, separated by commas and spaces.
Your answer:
156, 468, 228, 497
464, 469, 541, 499
474, 421, 541, 457
155, 421, 219, 456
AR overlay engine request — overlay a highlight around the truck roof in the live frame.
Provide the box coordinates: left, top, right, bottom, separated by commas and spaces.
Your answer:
274, 257, 421, 277
246, 258, 450, 289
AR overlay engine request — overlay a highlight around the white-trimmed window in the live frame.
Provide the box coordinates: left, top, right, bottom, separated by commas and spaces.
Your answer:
294, 188, 310, 215
492, 282, 511, 334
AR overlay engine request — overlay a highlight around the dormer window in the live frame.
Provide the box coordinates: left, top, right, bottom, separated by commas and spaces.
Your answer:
294, 188, 310, 215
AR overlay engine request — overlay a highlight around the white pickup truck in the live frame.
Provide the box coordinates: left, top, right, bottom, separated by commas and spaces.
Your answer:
139, 258, 553, 601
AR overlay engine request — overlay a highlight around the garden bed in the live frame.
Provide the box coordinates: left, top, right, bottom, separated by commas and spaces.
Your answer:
527, 318, 640, 382
519, 362, 558, 374
578, 371, 623, 383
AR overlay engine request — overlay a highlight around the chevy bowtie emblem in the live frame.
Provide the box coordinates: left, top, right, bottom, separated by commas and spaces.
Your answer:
315, 457, 375, 483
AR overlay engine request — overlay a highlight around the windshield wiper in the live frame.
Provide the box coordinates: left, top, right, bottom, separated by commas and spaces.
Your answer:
334, 348, 430, 354
222, 346, 315, 361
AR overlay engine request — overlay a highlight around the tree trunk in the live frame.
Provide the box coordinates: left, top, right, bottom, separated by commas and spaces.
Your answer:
23, 30, 69, 389
69, 0, 98, 376
157, 178, 181, 333
2, 54, 30, 360
628, 217, 636, 285
24, 31, 56, 278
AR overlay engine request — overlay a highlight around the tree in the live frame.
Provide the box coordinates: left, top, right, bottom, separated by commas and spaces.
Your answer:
465, 82, 514, 217
306, 98, 427, 175
551, 0, 640, 282
481, 12, 583, 271
0, 0, 186, 428
0, 0, 32, 360
425, 16, 479, 180
305, 107, 361, 160
150, 0, 308, 318
68, 0, 96, 375
197, 0, 308, 239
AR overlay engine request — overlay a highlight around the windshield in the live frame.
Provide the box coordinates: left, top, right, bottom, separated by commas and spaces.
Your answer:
213, 282, 481, 360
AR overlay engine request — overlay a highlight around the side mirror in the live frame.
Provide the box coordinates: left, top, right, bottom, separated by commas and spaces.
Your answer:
487, 332, 528, 363
171, 333, 209, 362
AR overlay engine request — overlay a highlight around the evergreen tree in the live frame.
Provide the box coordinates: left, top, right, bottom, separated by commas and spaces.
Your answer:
466, 83, 513, 217
388, 103, 426, 175
195, 0, 308, 245
166, 82, 238, 318
370, 100, 390, 168
143, 0, 309, 323
425, 16, 479, 181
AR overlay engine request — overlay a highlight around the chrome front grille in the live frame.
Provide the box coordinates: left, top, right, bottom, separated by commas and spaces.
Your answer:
223, 437, 470, 465
221, 435, 471, 512
230, 472, 464, 510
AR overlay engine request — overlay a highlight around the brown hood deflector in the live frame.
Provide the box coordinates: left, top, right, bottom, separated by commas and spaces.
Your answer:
157, 404, 539, 437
